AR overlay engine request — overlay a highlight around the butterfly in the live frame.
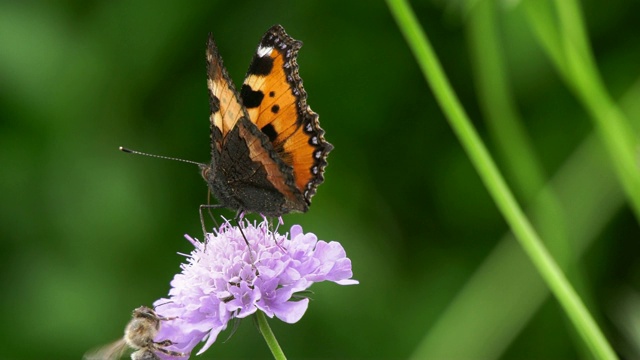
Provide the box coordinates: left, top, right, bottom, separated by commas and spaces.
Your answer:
201, 25, 332, 217
120, 25, 331, 218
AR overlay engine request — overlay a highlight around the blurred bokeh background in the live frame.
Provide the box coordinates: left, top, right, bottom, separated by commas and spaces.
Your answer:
2, 0, 640, 359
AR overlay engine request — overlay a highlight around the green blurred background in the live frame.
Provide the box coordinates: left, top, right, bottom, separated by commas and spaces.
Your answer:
2, 0, 640, 359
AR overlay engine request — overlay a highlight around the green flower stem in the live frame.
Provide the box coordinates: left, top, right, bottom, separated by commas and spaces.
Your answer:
555, 0, 640, 220
467, 0, 571, 270
467, 0, 589, 352
525, 0, 640, 221
409, 3, 640, 359
412, 77, 640, 358
256, 311, 287, 360
386, 0, 616, 359
468, 0, 546, 199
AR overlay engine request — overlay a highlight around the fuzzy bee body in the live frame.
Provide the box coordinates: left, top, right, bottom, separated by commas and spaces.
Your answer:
84, 306, 187, 360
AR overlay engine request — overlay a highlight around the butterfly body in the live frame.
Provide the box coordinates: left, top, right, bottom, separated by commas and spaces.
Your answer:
202, 117, 306, 216
203, 25, 332, 216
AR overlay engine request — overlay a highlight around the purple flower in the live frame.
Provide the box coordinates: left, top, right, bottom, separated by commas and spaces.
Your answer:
152, 218, 358, 357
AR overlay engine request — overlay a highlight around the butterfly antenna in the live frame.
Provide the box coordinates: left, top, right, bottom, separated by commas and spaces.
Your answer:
119, 146, 206, 167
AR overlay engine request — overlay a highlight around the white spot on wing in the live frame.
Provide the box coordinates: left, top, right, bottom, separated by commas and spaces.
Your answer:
257, 46, 273, 57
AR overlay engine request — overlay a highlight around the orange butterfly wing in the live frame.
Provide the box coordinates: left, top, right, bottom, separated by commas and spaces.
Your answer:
241, 25, 333, 205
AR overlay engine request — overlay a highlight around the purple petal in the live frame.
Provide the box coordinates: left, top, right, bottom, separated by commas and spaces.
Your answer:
289, 224, 303, 238
196, 323, 228, 355
150, 218, 357, 356
271, 299, 310, 323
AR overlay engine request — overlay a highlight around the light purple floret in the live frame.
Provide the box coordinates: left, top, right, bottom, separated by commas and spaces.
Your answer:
153, 219, 358, 357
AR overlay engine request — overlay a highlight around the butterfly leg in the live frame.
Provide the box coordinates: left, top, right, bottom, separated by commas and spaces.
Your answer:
206, 190, 220, 227
199, 204, 225, 252
199, 204, 224, 235
233, 210, 257, 265
266, 216, 286, 249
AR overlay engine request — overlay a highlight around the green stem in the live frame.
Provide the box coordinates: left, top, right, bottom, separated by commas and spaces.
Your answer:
467, 0, 571, 270
524, 0, 640, 221
385, 0, 616, 359
556, 0, 640, 221
255, 311, 287, 360
468, 0, 544, 199
412, 77, 640, 359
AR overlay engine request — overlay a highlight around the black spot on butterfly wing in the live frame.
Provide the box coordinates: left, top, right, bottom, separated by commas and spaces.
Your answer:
210, 95, 221, 113
247, 53, 274, 76
240, 84, 264, 108
261, 124, 278, 142
260, 123, 292, 166
271, 105, 280, 114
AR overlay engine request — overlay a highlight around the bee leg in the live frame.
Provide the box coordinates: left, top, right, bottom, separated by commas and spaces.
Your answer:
154, 346, 189, 357
153, 340, 189, 357
131, 349, 161, 360
154, 339, 174, 346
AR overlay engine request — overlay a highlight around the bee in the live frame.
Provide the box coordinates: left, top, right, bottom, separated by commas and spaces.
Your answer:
84, 306, 188, 360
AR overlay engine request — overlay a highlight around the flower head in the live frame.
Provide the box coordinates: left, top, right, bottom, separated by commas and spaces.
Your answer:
153, 218, 357, 356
